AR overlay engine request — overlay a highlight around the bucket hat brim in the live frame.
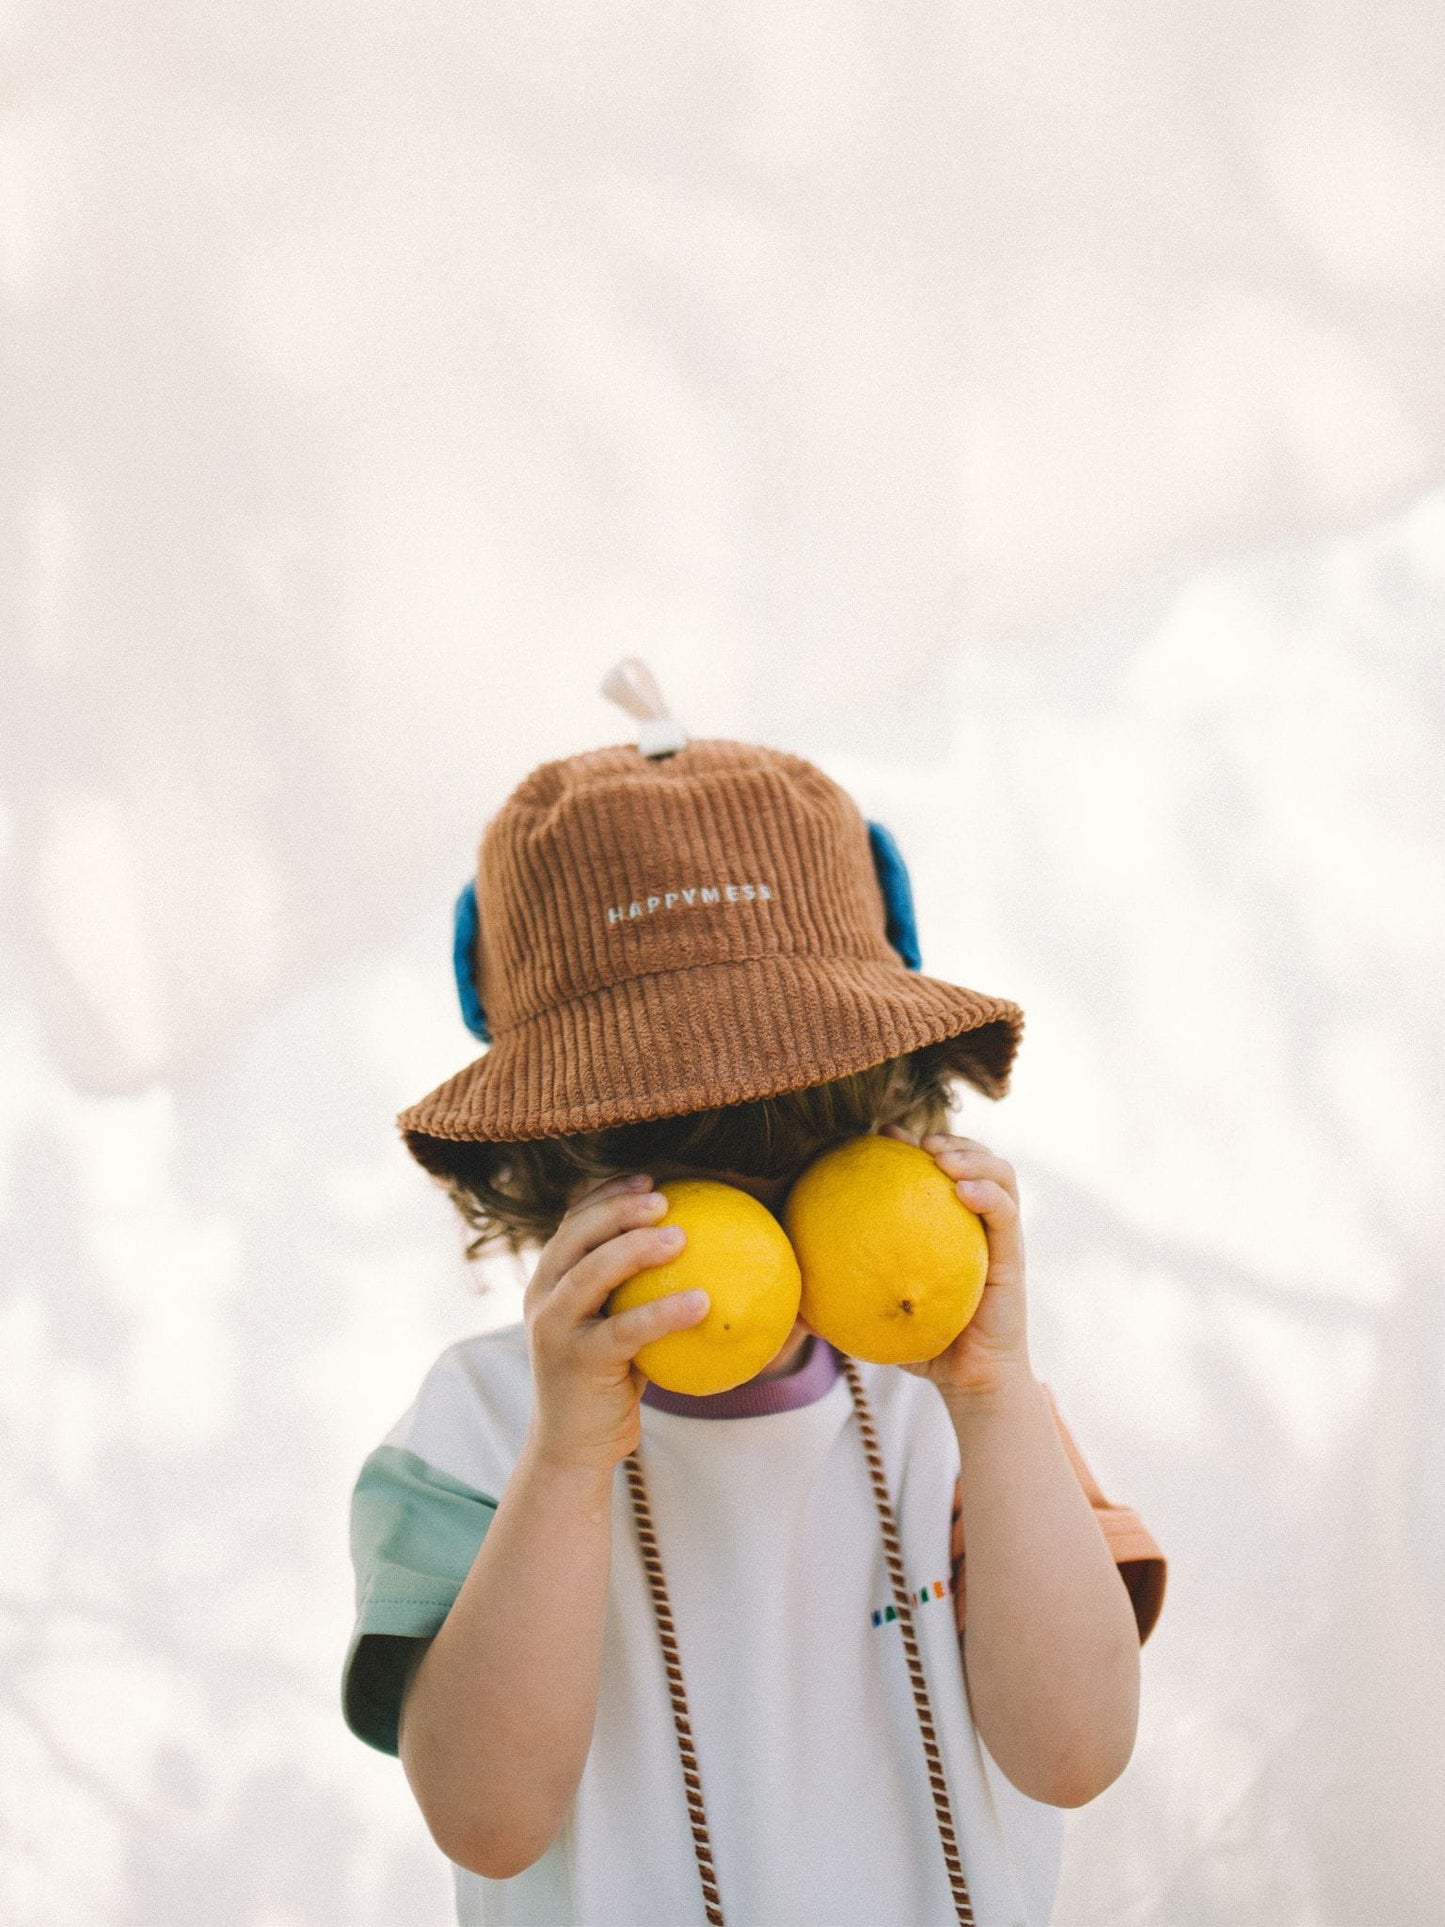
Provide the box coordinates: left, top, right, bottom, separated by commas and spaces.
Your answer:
398, 950, 1022, 1175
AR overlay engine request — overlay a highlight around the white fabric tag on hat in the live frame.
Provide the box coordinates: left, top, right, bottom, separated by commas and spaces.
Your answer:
600, 657, 690, 758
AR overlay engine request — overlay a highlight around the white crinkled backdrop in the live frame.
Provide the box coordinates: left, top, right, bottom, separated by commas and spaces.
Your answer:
4, 4, 1445, 1922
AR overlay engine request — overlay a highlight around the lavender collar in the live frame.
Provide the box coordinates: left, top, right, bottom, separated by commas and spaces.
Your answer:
641, 1336, 842, 1419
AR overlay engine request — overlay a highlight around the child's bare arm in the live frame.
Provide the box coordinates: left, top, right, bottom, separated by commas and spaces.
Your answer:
946, 1366, 1139, 1807
883, 1126, 1141, 1808
397, 1173, 707, 1877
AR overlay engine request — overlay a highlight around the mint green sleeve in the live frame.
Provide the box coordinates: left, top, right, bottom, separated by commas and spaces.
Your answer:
342, 1444, 499, 1755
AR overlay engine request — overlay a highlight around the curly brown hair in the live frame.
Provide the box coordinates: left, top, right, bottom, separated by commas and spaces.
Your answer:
426, 1044, 966, 1260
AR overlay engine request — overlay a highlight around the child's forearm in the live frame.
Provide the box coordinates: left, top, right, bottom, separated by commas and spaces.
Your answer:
398, 1438, 616, 1877
944, 1368, 1140, 1808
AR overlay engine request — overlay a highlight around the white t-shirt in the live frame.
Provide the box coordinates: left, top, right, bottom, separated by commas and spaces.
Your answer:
345, 1325, 1074, 1927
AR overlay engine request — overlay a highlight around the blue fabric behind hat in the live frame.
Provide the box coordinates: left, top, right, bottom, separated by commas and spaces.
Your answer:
451, 820, 921, 1042
452, 880, 491, 1042
866, 820, 922, 971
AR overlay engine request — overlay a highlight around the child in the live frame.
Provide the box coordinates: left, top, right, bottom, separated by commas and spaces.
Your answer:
343, 717, 1166, 1927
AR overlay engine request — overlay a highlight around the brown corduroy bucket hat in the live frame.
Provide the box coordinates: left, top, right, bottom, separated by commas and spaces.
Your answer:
398, 678, 1023, 1177
402, 666, 1024, 1171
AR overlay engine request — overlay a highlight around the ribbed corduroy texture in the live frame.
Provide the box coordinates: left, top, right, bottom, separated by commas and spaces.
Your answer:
399, 739, 1024, 1169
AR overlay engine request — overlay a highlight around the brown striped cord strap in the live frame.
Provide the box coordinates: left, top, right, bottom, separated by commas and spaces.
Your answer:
624, 1357, 975, 1927
622, 1449, 725, 1927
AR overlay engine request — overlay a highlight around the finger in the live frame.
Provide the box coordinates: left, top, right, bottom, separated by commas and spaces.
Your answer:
949, 1177, 1025, 1299
592, 1285, 711, 1364
547, 1221, 688, 1328
532, 1186, 669, 1302
953, 1174, 1015, 1210
526, 1186, 665, 1316
925, 1140, 1018, 1200
933, 1147, 1014, 1187
562, 1170, 654, 1222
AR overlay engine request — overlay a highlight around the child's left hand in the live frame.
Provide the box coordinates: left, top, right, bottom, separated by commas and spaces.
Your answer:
879, 1123, 1033, 1404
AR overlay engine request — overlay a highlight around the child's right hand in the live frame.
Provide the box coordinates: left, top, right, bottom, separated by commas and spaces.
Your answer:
521, 1173, 709, 1477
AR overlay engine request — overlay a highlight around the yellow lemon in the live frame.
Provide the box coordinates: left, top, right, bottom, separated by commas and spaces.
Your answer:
605, 1178, 803, 1395
782, 1135, 989, 1364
